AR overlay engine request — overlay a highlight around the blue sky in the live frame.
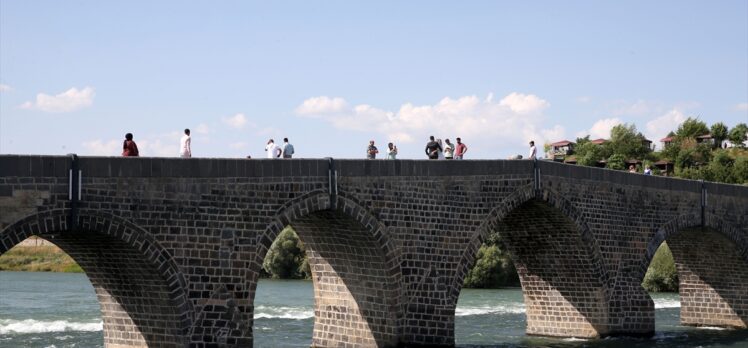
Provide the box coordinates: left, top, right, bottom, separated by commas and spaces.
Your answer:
1, 1, 746, 159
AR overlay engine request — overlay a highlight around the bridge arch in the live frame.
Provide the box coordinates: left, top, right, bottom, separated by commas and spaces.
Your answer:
639, 213, 748, 329
0, 209, 193, 347
250, 192, 401, 347
451, 186, 610, 338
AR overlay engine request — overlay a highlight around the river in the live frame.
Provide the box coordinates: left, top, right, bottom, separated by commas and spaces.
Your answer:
1, 272, 746, 347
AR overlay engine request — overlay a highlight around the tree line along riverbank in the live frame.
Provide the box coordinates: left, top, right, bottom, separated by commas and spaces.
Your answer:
0, 229, 679, 292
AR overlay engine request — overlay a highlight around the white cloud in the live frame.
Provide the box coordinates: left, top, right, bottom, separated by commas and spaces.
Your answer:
294, 92, 564, 157
735, 103, 748, 112
81, 139, 122, 156
296, 96, 348, 115
20, 87, 95, 112
0, 84, 11, 92
222, 113, 248, 129
579, 118, 622, 139
81, 132, 181, 157
576, 96, 591, 103
498, 92, 550, 114
645, 109, 687, 140
610, 99, 654, 116
229, 142, 247, 150
194, 123, 210, 134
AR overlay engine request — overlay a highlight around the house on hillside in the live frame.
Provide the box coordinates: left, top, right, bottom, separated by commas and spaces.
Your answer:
696, 134, 714, 145
548, 140, 575, 162
661, 136, 675, 148
642, 137, 654, 151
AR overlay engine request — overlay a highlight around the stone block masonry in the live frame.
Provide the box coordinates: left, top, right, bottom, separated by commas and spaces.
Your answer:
1, 155, 747, 347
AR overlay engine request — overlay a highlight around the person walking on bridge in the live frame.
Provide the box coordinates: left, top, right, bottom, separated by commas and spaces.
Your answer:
528, 141, 537, 160
180, 128, 191, 158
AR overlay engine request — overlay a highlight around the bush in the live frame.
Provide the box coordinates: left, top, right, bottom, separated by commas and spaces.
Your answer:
606, 154, 627, 170
262, 227, 311, 279
642, 243, 678, 292
463, 244, 519, 288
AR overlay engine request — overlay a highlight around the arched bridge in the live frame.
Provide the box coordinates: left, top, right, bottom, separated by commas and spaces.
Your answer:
1, 155, 746, 347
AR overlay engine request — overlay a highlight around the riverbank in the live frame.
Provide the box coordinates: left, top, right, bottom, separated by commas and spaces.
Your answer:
0, 244, 82, 273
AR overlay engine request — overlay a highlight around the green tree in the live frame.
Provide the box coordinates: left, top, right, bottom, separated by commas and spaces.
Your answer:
463, 244, 519, 288
706, 150, 735, 183
575, 135, 591, 147
676, 117, 709, 139
608, 123, 650, 160
727, 123, 748, 148
710, 122, 729, 148
642, 243, 678, 292
575, 141, 610, 167
606, 153, 627, 170
733, 155, 748, 184
262, 227, 311, 279
464, 231, 520, 288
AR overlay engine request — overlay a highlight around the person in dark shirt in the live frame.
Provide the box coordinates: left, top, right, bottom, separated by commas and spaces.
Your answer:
367, 140, 379, 159
122, 133, 139, 157
425, 135, 442, 160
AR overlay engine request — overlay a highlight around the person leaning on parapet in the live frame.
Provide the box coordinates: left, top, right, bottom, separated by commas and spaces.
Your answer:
425, 136, 442, 160
282, 137, 295, 158
265, 139, 281, 159
367, 140, 379, 159
436, 139, 445, 160
180, 128, 191, 158
387, 142, 398, 159
122, 133, 139, 157
444, 139, 454, 159
454, 137, 467, 159
528, 140, 537, 160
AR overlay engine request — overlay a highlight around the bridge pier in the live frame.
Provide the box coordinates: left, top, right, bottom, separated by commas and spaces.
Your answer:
669, 228, 748, 328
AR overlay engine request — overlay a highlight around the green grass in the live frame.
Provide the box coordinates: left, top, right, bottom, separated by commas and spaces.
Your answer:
0, 245, 83, 273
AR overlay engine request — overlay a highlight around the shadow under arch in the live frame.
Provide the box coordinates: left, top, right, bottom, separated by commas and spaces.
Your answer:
451, 186, 610, 338
250, 192, 402, 348
0, 209, 193, 347
640, 213, 748, 329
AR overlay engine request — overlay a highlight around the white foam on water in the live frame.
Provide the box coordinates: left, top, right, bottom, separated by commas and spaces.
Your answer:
0, 319, 102, 334
562, 337, 588, 342
653, 298, 681, 309
697, 326, 727, 331
455, 304, 526, 316
253, 305, 314, 320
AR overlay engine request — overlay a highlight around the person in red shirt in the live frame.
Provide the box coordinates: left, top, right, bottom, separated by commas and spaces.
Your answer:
122, 133, 139, 157
454, 137, 468, 159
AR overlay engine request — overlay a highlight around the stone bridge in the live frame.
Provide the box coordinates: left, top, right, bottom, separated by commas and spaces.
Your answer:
1, 155, 746, 347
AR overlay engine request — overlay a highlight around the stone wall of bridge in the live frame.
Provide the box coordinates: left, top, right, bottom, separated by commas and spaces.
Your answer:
1, 155, 747, 347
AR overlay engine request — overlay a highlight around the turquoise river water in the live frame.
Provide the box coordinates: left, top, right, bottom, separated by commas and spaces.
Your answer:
1, 272, 747, 347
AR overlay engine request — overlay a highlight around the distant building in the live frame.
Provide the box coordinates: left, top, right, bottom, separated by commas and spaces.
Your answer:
590, 138, 607, 145
660, 136, 675, 148
548, 140, 575, 162
642, 138, 654, 151
654, 160, 674, 176
696, 134, 714, 145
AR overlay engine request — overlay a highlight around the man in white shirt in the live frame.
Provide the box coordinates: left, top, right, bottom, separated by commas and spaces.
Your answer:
180, 129, 191, 158
528, 140, 537, 160
265, 139, 281, 159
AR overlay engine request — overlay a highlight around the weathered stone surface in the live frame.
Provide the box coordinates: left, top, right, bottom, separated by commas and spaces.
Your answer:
0, 155, 746, 347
